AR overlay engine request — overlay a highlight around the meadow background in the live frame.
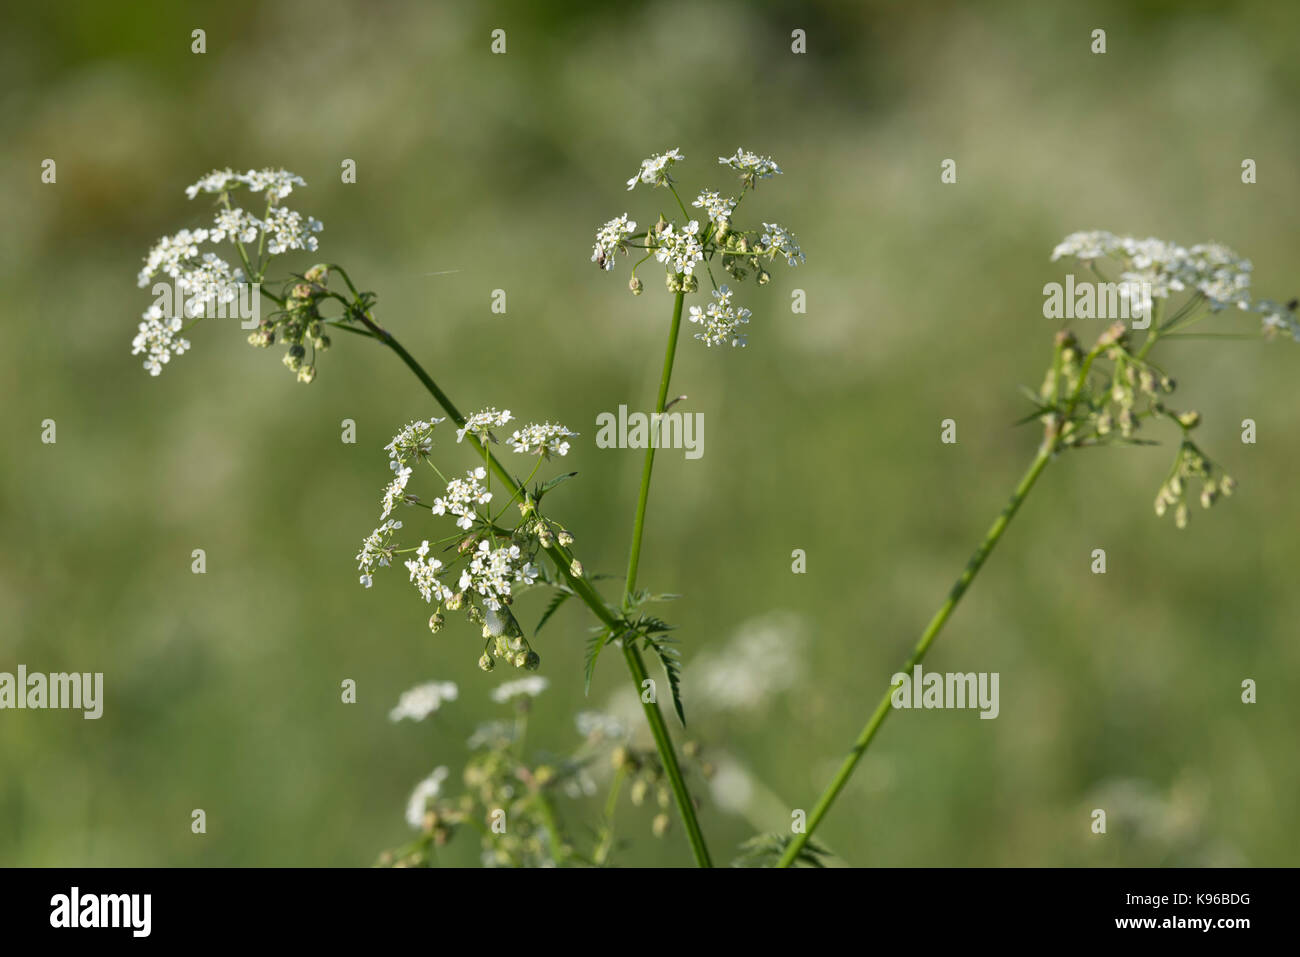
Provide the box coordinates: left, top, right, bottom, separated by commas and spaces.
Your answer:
1, 0, 1297, 866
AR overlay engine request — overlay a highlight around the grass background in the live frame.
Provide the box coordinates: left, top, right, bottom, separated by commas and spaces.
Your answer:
1, 0, 1297, 866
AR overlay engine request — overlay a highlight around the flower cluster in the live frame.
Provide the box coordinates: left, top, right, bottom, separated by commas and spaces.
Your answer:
593, 147, 804, 348
134, 168, 323, 378
688, 285, 752, 348
1051, 230, 1281, 322
356, 408, 579, 672
1035, 230, 1294, 529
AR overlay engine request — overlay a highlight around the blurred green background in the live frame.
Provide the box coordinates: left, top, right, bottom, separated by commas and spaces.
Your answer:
2, 0, 1297, 866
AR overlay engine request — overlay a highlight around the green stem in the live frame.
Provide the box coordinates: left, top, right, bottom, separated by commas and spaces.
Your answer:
623, 291, 685, 606
776, 441, 1055, 867
616, 289, 712, 868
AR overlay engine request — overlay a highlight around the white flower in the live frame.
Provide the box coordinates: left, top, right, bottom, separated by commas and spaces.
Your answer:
185, 168, 240, 199
759, 222, 804, 266
404, 766, 450, 830
626, 148, 683, 190
688, 284, 751, 348
385, 417, 444, 466
262, 206, 322, 255
404, 549, 455, 605
431, 467, 492, 530
1184, 242, 1252, 311
1255, 300, 1300, 341
185, 167, 307, 203
654, 220, 704, 276
210, 207, 261, 244
509, 422, 577, 458
356, 518, 403, 582
491, 676, 549, 703
138, 227, 211, 287
1050, 230, 1118, 262
457, 407, 513, 444
691, 190, 737, 228
380, 466, 413, 518
390, 681, 459, 723
718, 148, 782, 182
592, 214, 637, 270
130, 303, 190, 376
458, 540, 533, 612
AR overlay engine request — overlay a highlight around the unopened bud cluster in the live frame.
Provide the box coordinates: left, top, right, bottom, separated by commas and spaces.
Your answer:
249, 265, 332, 383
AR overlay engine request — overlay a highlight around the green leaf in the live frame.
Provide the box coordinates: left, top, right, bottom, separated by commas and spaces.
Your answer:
641, 631, 685, 726
584, 629, 615, 696
536, 472, 578, 498
535, 590, 571, 634
732, 833, 832, 868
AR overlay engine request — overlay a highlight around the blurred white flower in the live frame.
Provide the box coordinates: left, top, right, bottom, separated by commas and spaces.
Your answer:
389, 681, 459, 723
687, 611, 808, 712
491, 676, 549, 703
404, 766, 449, 829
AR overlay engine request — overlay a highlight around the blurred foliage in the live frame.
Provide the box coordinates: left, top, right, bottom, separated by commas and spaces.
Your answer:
1, 0, 1297, 866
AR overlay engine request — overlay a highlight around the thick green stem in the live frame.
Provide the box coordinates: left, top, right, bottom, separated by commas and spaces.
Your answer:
776, 441, 1055, 867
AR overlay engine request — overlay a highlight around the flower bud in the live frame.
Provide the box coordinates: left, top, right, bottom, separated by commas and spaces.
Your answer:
303, 264, 329, 284
1220, 475, 1236, 496
428, 612, 444, 633
524, 650, 541, 671
1177, 411, 1201, 429
557, 531, 574, 546
478, 653, 494, 672
291, 283, 313, 300
1175, 502, 1189, 529
629, 276, 643, 296
652, 813, 671, 838
570, 559, 583, 578
297, 365, 316, 384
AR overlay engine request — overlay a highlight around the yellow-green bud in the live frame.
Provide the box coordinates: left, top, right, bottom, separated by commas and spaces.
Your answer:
629, 276, 643, 295
428, 613, 444, 633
